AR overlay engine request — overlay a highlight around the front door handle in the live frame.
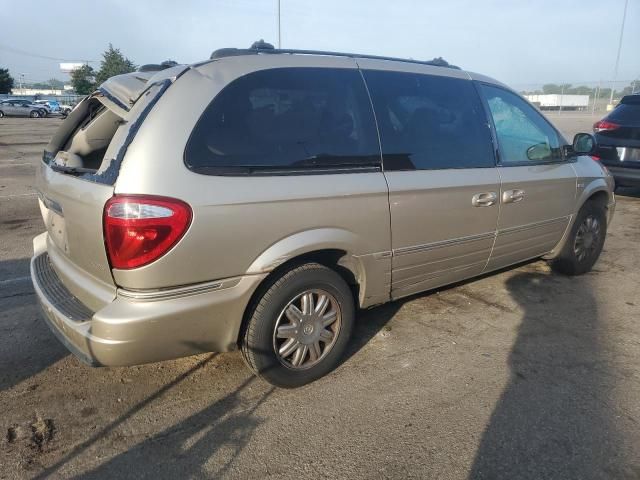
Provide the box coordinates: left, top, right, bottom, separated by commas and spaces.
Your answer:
472, 191, 498, 207
502, 189, 525, 204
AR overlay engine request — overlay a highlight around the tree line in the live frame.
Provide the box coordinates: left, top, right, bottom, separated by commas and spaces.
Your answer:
522, 81, 639, 98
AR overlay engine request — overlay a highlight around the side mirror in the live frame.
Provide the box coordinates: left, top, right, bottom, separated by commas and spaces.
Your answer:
572, 133, 596, 155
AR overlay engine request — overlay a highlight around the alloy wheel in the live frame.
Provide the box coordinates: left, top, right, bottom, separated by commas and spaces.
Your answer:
574, 214, 601, 262
272, 289, 342, 370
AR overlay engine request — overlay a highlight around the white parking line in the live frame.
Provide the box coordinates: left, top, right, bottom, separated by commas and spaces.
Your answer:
0, 192, 37, 199
0, 163, 32, 167
0, 275, 31, 286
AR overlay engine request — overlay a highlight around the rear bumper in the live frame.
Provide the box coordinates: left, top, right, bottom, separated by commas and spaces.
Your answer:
31, 233, 266, 367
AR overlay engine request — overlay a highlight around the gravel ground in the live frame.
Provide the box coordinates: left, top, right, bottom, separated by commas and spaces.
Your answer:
1, 114, 639, 479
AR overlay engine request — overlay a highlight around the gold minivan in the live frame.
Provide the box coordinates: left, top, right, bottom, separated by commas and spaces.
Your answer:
31, 43, 615, 387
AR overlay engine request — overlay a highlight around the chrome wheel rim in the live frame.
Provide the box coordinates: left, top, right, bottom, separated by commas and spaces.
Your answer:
574, 214, 601, 262
273, 289, 342, 370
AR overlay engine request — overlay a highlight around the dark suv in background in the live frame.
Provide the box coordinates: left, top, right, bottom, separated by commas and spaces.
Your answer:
594, 95, 640, 188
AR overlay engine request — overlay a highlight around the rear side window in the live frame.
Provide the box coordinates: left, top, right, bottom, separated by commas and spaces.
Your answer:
185, 67, 381, 175
362, 70, 495, 170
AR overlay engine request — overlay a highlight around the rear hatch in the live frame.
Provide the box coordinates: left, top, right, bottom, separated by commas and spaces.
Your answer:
595, 96, 640, 167
36, 66, 186, 309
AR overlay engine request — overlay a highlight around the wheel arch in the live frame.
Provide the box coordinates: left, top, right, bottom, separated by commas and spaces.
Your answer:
238, 226, 379, 347
545, 180, 612, 259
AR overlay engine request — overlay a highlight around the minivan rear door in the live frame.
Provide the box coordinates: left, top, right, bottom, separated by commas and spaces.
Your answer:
36, 70, 184, 309
359, 62, 500, 299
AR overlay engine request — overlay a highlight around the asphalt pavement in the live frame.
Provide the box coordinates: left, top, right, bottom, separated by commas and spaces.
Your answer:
1, 114, 639, 479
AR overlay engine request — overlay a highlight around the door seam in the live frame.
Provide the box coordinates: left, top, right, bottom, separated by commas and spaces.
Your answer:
483, 166, 502, 273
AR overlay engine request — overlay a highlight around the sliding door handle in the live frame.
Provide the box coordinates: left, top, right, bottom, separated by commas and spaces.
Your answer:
503, 189, 525, 203
472, 192, 498, 207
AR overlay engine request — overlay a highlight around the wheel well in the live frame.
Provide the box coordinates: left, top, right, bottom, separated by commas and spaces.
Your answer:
237, 249, 360, 346
586, 190, 608, 209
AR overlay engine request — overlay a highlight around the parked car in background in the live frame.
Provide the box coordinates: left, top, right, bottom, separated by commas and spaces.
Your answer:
59, 103, 74, 115
31, 44, 615, 388
12, 99, 49, 117
34, 99, 60, 114
594, 95, 640, 188
0, 99, 45, 118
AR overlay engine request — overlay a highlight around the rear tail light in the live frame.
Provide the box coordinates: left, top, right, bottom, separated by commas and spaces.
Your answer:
590, 155, 601, 161
103, 195, 192, 269
593, 120, 620, 132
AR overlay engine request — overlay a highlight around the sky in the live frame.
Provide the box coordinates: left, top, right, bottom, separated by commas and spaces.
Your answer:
0, 0, 638, 90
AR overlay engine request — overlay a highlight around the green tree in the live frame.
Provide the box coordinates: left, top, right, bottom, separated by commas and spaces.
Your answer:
0, 68, 14, 94
48, 78, 65, 89
70, 64, 96, 95
95, 44, 136, 85
542, 83, 561, 94
620, 79, 639, 96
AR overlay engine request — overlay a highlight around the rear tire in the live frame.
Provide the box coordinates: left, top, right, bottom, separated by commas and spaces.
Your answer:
241, 263, 355, 388
550, 201, 607, 276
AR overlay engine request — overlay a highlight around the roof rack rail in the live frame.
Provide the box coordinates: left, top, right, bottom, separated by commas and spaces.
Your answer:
138, 60, 179, 73
209, 41, 460, 70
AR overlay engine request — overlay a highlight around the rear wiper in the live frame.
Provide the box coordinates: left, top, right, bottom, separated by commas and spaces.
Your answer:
50, 163, 97, 174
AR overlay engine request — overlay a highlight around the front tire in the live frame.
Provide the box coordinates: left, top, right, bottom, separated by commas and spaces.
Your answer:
551, 201, 607, 275
241, 263, 355, 388
30, 110, 40, 118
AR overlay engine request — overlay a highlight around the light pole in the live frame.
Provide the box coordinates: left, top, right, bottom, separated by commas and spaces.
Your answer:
277, 0, 281, 48
609, 0, 629, 106
20, 74, 24, 93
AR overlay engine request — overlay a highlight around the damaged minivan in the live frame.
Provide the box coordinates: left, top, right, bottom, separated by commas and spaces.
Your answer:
32, 43, 615, 387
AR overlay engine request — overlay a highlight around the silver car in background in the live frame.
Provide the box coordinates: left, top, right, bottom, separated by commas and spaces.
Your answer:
31, 43, 615, 387
0, 99, 47, 117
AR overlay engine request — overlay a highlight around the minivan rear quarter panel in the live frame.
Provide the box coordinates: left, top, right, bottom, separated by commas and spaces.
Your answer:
112, 55, 392, 305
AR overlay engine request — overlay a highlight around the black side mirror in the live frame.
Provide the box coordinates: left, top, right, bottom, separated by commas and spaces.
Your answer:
572, 133, 596, 155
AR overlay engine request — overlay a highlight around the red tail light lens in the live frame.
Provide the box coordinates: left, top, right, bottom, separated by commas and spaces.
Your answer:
593, 120, 620, 132
104, 195, 192, 269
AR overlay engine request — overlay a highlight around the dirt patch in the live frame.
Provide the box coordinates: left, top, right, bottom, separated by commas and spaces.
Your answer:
30, 416, 55, 452
5, 415, 55, 453
2, 218, 28, 230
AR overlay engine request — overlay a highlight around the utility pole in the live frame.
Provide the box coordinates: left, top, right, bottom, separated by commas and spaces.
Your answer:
610, 0, 629, 106
559, 84, 565, 114
592, 81, 600, 115
277, 0, 281, 48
